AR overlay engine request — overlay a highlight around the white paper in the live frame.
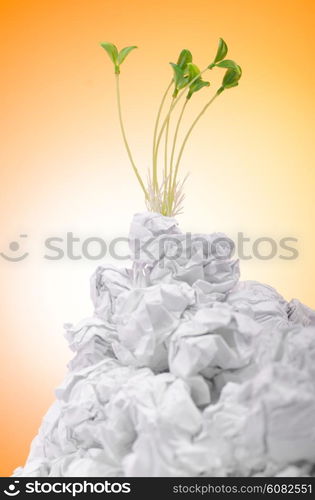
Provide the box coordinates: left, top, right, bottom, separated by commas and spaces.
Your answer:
13, 212, 315, 478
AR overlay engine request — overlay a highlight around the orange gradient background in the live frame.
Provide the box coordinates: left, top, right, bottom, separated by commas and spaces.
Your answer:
1, 0, 314, 475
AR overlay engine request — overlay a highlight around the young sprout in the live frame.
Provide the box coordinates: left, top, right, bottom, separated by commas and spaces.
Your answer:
217, 63, 242, 94
100, 42, 137, 74
100, 42, 148, 198
208, 37, 228, 69
170, 49, 192, 97
186, 63, 210, 99
100, 38, 242, 216
154, 49, 192, 212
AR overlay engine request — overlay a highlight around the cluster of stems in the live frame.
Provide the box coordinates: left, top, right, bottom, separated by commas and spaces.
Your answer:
101, 39, 242, 216
151, 72, 218, 216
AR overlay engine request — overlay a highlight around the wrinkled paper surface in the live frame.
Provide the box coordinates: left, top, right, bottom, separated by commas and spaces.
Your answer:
14, 212, 315, 477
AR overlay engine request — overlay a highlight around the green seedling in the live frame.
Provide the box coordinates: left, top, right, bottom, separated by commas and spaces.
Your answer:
100, 38, 242, 216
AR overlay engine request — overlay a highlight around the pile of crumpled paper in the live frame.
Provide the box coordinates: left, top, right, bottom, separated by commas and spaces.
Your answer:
14, 212, 315, 477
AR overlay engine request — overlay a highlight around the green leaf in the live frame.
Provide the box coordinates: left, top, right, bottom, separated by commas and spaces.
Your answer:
213, 38, 228, 64
176, 49, 193, 70
228, 82, 239, 88
222, 70, 236, 87
170, 63, 185, 86
117, 45, 137, 65
178, 77, 189, 89
216, 59, 239, 70
170, 63, 189, 97
187, 79, 210, 99
222, 65, 242, 89
100, 42, 119, 65
187, 63, 201, 82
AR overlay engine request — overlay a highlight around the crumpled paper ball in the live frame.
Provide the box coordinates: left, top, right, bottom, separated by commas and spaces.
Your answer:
13, 212, 315, 478
113, 281, 195, 371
